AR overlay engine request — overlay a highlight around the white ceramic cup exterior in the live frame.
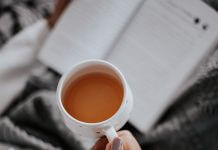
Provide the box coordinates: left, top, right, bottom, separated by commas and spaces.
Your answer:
57, 59, 133, 141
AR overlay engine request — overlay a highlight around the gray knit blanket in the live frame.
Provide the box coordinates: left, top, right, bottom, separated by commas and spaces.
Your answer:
0, 0, 218, 149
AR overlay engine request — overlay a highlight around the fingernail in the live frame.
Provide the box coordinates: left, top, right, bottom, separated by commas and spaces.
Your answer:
111, 138, 122, 150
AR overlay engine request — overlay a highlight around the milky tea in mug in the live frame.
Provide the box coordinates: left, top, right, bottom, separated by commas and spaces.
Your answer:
63, 72, 124, 123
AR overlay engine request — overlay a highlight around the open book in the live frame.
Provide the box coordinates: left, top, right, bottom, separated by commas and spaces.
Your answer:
38, 0, 218, 132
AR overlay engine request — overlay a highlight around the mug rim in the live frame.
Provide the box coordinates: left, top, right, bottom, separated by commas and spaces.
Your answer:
57, 59, 127, 127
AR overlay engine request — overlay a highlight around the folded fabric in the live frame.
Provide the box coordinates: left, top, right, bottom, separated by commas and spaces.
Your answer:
0, 18, 84, 149
1, 90, 83, 150
0, 19, 49, 115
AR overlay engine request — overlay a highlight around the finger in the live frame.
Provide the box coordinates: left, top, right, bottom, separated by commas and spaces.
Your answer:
117, 130, 133, 137
105, 142, 111, 150
92, 137, 108, 150
110, 137, 123, 150
117, 130, 141, 150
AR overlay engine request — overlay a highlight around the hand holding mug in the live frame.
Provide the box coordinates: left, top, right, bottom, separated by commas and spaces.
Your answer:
92, 130, 141, 150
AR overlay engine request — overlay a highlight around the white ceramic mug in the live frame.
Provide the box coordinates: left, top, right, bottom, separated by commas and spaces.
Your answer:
57, 59, 133, 142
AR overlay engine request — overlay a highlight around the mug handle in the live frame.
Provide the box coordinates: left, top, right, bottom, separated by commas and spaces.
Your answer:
103, 126, 118, 142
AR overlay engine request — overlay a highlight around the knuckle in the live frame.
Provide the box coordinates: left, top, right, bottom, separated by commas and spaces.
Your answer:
122, 130, 132, 137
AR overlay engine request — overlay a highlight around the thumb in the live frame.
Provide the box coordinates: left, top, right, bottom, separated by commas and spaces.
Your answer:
110, 137, 123, 150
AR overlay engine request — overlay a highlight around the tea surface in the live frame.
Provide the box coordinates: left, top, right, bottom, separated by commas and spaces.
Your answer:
63, 73, 123, 123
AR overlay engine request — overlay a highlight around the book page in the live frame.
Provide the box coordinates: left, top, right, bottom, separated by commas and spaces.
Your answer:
38, 0, 143, 73
107, 0, 218, 132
